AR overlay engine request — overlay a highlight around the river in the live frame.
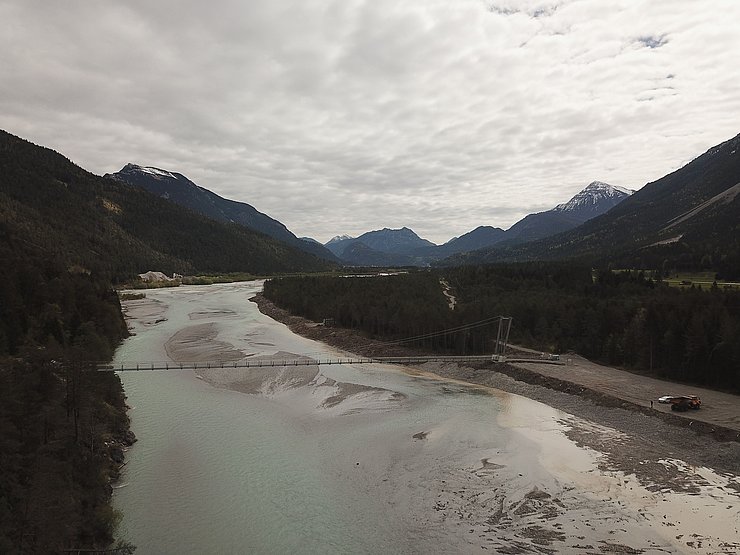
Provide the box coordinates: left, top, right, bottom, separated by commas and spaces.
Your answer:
112, 281, 739, 554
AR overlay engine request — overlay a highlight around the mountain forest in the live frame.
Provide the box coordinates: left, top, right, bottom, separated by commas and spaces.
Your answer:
448, 133, 740, 278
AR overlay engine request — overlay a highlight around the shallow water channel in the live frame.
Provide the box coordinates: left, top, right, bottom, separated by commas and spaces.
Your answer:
112, 281, 738, 554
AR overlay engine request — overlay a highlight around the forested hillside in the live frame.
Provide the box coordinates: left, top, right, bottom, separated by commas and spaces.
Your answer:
264, 266, 740, 391
0, 236, 133, 551
0, 133, 138, 552
446, 133, 740, 278
265, 272, 452, 341
106, 164, 338, 262
0, 130, 332, 280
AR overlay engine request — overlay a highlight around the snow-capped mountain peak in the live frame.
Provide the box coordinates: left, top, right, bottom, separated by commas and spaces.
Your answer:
326, 234, 353, 245
120, 163, 179, 181
555, 181, 634, 213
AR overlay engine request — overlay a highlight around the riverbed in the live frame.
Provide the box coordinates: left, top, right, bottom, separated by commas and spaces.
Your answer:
113, 281, 739, 554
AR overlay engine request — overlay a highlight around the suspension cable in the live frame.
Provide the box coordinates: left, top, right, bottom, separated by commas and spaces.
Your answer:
367, 316, 505, 347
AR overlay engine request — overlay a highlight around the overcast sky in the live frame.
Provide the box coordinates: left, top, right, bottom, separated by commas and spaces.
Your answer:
2, 0, 739, 244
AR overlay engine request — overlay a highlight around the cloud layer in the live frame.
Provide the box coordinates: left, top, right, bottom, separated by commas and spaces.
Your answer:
2, 0, 739, 243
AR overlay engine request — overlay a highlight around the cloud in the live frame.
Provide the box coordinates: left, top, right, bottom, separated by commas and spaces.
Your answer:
1, 0, 739, 243
636, 34, 669, 49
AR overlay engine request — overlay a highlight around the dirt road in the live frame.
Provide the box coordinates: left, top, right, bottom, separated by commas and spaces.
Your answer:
510, 351, 740, 433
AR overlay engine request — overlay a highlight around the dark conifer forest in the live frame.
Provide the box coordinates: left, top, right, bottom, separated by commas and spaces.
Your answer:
0, 243, 134, 552
264, 265, 740, 392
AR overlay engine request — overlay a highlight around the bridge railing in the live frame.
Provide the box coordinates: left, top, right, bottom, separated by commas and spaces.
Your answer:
96, 354, 563, 372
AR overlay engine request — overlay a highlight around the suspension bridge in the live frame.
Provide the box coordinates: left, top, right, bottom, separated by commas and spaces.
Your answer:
96, 314, 564, 371
97, 353, 564, 372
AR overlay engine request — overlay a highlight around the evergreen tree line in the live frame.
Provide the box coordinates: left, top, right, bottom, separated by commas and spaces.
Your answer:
0, 239, 133, 551
264, 273, 456, 348
264, 263, 740, 391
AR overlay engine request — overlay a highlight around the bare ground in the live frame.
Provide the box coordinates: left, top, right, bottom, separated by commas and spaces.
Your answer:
251, 294, 740, 478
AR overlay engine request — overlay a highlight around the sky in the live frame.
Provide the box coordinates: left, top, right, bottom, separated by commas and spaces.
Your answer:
2, 0, 739, 244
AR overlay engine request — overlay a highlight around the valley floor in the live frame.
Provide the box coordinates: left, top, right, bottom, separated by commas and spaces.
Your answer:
112, 286, 740, 554
252, 293, 740, 479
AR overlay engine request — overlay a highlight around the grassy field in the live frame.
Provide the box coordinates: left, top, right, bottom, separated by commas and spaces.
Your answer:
663, 271, 740, 290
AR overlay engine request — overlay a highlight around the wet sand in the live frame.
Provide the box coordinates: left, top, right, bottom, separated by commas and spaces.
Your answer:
120, 296, 168, 328
251, 292, 740, 553
165, 322, 245, 363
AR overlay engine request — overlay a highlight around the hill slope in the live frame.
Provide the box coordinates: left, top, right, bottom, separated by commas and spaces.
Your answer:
324, 183, 631, 266
447, 133, 740, 278
106, 164, 337, 262
0, 130, 331, 279
503, 181, 634, 245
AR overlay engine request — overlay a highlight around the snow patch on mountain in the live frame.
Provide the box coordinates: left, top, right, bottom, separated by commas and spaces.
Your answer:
555, 181, 634, 212
138, 166, 178, 179
119, 164, 179, 180
326, 235, 353, 245
611, 185, 634, 195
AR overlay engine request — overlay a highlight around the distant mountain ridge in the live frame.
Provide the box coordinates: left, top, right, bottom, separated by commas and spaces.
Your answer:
106, 164, 338, 262
357, 227, 435, 254
327, 234, 353, 244
325, 182, 632, 266
503, 181, 634, 245
554, 181, 634, 213
0, 130, 331, 278
443, 133, 740, 278
436, 226, 507, 257
324, 227, 433, 266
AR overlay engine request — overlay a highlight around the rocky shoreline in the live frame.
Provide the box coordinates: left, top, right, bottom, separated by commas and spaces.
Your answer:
252, 293, 740, 477
108, 427, 137, 487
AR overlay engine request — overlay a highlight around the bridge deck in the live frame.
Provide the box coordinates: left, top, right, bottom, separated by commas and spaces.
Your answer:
98, 355, 563, 372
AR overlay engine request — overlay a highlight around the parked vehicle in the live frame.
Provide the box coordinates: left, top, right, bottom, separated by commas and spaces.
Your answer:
658, 395, 701, 410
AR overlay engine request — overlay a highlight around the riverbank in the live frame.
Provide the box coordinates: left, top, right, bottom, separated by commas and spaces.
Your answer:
252, 293, 740, 478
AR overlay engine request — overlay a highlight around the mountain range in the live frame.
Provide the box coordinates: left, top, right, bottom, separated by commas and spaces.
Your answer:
105, 164, 338, 262
106, 167, 633, 268
0, 131, 333, 279
2, 127, 737, 278
447, 133, 740, 278
323, 181, 634, 266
